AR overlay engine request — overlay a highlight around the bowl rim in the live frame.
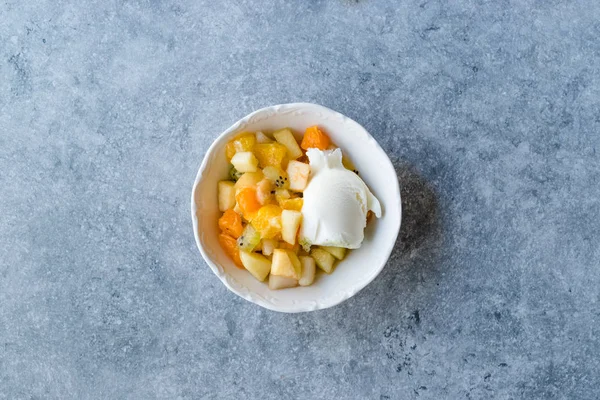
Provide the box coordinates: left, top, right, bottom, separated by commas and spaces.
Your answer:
191, 102, 402, 312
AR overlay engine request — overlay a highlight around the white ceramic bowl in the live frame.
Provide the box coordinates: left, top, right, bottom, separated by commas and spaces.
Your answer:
191, 103, 401, 313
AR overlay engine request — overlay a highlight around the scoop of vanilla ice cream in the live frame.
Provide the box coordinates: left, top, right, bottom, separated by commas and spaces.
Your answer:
299, 148, 381, 249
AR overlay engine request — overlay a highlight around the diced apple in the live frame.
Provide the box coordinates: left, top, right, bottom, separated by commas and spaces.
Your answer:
320, 246, 347, 260
271, 249, 300, 279
298, 256, 316, 286
273, 128, 303, 160
256, 179, 273, 205
261, 239, 278, 256
218, 180, 236, 211
286, 160, 310, 192
255, 131, 273, 144
239, 251, 271, 281
311, 248, 335, 273
234, 171, 264, 193
281, 210, 302, 245
268, 274, 298, 290
231, 151, 258, 173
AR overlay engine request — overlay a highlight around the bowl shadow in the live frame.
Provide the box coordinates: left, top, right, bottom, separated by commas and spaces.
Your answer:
357, 160, 443, 301
394, 160, 441, 259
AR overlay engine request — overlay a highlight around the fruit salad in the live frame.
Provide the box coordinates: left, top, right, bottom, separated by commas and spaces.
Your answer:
217, 126, 381, 290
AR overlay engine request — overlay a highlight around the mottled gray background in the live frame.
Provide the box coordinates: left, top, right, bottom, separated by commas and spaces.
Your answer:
1, 0, 600, 399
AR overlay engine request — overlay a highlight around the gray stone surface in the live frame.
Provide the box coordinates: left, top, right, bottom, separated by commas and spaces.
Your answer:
1, 0, 600, 398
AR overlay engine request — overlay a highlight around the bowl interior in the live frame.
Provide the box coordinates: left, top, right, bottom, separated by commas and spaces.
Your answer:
192, 103, 401, 312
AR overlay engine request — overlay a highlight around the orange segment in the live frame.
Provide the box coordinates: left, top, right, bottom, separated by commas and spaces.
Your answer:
251, 204, 283, 239
218, 233, 243, 268
301, 126, 331, 150
218, 209, 243, 238
235, 187, 261, 221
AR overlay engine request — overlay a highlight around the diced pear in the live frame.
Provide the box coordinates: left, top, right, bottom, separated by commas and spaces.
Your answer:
231, 151, 258, 173
271, 249, 300, 279
286, 250, 302, 276
321, 246, 347, 260
255, 131, 273, 144
286, 160, 310, 192
256, 178, 274, 205
281, 210, 302, 245
311, 248, 335, 273
298, 256, 316, 286
273, 128, 303, 160
268, 274, 298, 290
239, 251, 271, 281
218, 181, 236, 211
234, 171, 264, 193
261, 239, 278, 256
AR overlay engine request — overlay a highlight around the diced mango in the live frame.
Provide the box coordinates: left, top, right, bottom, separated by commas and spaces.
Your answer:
251, 204, 282, 239
254, 143, 287, 168
225, 133, 256, 160
301, 126, 330, 150
280, 198, 303, 211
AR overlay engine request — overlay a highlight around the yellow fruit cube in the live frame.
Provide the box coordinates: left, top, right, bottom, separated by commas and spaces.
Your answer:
251, 204, 282, 239
225, 133, 256, 160
273, 128, 303, 160
271, 249, 301, 279
280, 198, 303, 211
286, 160, 310, 192
254, 143, 287, 168
234, 171, 264, 194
